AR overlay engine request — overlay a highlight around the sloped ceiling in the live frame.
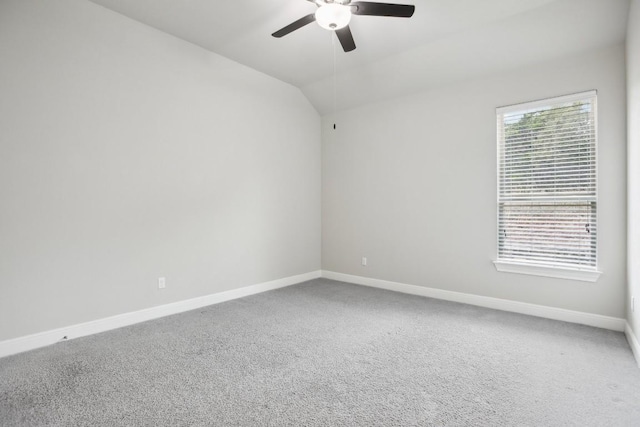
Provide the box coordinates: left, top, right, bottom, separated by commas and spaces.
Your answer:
88, 0, 629, 114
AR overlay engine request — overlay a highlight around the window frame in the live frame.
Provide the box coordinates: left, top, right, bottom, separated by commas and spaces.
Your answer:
493, 91, 601, 282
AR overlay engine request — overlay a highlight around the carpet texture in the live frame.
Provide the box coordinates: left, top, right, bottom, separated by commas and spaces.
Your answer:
1, 279, 639, 426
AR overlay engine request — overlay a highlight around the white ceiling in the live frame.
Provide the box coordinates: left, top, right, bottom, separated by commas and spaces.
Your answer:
88, 0, 629, 114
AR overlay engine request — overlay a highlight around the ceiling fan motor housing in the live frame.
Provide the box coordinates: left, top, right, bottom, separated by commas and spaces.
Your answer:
315, 0, 352, 5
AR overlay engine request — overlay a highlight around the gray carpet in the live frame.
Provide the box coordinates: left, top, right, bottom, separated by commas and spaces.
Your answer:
1, 279, 639, 426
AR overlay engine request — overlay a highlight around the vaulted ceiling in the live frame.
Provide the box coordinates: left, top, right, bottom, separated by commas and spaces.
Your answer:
88, 0, 629, 114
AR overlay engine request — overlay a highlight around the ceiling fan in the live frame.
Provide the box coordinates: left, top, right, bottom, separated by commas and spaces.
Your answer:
272, 0, 415, 53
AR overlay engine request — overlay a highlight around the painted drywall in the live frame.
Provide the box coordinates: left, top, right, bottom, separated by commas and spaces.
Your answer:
322, 44, 627, 318
0, 0, 321, 341
628, 0, 640, 336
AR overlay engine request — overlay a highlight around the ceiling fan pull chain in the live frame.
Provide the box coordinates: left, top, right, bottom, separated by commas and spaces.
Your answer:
333, 31, 337, 129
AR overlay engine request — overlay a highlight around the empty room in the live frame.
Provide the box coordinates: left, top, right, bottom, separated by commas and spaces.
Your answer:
1, 0, 640, 425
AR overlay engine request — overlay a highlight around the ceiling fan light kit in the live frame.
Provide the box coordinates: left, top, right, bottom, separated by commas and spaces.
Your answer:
315, 3, 351, 30
272, 0, 415, 52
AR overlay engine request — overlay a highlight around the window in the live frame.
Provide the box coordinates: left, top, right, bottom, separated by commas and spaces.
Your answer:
494, 91, 600, 282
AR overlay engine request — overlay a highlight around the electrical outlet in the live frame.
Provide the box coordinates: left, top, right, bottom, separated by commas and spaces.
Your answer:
362, 257, 367, 266
158, 277, 166, 289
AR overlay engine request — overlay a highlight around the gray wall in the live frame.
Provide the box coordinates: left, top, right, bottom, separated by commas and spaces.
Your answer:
0, 0, 321, 341
322, 44, 627, 318
628, 0, 640, 335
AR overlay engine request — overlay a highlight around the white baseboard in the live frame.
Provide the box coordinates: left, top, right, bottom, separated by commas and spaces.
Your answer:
626, 323, 640, 367
0, 270, 322, 359
321, 270, 626, 332
4, 269, 630, 362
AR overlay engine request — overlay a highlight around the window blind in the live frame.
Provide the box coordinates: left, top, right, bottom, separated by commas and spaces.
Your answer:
497, 91, 597, 270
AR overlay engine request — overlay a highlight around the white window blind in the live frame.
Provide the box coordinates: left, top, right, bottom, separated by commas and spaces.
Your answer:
497, 91, 597, 270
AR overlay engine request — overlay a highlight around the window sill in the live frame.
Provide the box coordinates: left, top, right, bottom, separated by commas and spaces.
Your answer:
493, 260, 601, 282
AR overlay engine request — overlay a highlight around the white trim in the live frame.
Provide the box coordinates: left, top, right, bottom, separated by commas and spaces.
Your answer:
493, 260, 601, 282
626, 323, 640, 368
496, 90, 597, 114
0, 270, 322, 359
321, 270, 625, 331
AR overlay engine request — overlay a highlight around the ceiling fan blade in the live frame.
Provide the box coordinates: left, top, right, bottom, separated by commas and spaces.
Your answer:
272, 14, 316, 38
351, 2, 415, 18
335, 25, 356, 52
